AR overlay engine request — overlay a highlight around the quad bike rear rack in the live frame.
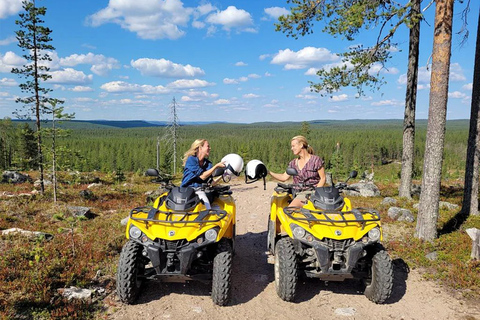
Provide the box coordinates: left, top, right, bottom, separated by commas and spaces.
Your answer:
129, 206, 228, 224
283, 207, 380, 224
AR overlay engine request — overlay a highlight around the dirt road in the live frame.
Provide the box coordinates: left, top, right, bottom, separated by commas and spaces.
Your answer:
109, 180, 480, 320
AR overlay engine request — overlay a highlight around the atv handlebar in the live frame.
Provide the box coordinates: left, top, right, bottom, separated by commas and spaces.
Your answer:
275, 182, 315, 196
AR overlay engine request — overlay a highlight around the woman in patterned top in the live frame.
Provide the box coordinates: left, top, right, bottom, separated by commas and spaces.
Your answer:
269, 135, 326, 208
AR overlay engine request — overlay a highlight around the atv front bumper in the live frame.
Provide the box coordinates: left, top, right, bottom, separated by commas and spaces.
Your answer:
136, 237, 217, 282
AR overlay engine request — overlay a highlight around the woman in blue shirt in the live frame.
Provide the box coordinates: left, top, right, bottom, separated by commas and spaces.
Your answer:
181, 139, 225, 209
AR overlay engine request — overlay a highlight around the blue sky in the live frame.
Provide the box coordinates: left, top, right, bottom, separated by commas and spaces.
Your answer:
0, 0, 478, 123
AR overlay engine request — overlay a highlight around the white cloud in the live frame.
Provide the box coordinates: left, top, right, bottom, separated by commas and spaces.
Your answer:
371, 99, 404, 107
167, 79, 214, 89
205, 6, 255, 33
214, 98, 231, 105
100, 81, 170, 94
448, 91, 466, 99
248, 73, 261, 79
243, 93, 259, 98
223, 78, 238, 85
271, 47, 338, 69
131, 58, 205, 78
449, 63, 466, 81
0, 36, 16, 46
0, 51, 26, 72
305, 68, 319, 76
235, 61, 247, 67
259, 54, 270, 61
0, 0, 23, 19
60, 53, 120, 76
48, 68, 93, 84
86, 0, 193, 40
70, 86, 94, 92
462, 83, 473, 90
0, 77, 17, 86
296, 94, 318, 100
330, 94, 348, 102
368, 63, 399, 75
264, 7, 290, 19
398, 63, 465, 85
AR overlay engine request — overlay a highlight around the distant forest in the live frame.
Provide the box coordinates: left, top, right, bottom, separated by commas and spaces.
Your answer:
0, 119, 469, 180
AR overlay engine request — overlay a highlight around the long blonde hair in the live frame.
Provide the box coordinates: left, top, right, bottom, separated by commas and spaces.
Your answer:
182, 139, 207, 166
292, 135, 314, 155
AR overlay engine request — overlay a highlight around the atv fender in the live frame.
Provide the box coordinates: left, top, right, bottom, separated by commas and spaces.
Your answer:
267, 219, 276, 254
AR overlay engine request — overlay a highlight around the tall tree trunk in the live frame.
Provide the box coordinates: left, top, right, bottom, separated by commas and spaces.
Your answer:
32, 2, 44, 194
462, 6, 480, 217
399, 0, 421, 199
415, 0, 454, 241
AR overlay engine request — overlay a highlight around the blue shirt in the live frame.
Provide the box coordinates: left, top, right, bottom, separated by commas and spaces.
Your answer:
181, 156, 213, 188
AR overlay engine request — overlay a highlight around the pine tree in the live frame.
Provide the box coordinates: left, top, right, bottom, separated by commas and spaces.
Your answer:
12, 0, 61, 193
18, 122, 37, 169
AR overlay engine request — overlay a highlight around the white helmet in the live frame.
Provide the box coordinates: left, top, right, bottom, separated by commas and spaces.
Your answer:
221, 153, 244, 176
245, 159, 267, 189
245, 160, 267, 180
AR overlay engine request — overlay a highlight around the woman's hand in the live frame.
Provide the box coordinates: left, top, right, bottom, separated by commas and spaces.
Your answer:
214, 161, 226, 169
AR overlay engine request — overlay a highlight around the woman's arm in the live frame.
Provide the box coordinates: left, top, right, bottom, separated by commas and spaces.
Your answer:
316, 167, 326, 187
269, 170, 290, 182
199, 161, 225, 181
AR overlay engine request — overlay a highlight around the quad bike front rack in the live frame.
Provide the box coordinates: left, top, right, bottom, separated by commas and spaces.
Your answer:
283, 207, 380, 225
129, 206, 229, 225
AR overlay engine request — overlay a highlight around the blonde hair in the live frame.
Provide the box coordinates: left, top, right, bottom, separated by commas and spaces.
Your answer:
182, 139, 207, 166
291, 135, 314, 155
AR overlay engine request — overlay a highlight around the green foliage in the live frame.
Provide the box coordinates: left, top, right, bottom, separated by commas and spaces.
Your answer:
12, 0, 59, 118
276, 0, 414, 96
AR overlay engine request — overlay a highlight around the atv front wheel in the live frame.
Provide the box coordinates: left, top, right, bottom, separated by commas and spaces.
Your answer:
364, 249, 393, 304
117, 240, 146, 304
274, 238, 298, 302
211, 240, 233, 306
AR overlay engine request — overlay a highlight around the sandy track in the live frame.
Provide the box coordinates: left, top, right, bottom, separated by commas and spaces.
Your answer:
109, 180, 480, 320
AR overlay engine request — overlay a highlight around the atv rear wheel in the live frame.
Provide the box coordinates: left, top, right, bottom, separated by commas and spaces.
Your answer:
117, 240, 145, 304
364, 249, 393, 304
211, 240, 233, 306
274, 238, 298, 302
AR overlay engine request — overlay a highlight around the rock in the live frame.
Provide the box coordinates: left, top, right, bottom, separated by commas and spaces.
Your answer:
344, 182, 381, 197
67, 206, 93, 219
381, 197, 397, 206
79, 189, 95, 200
57, 286, 92, 300
2, 171, 32, 184
439, 201, 460, 211
387, 207, 415, 222
87, 182, 102, 189
426, 251, 438, 261
335, 307, 356, 316
411, 184, 421, 197
1, 227, 53, 240
413, 201, 459, 211
34, 179, 52, 189
121, 217, 129, 226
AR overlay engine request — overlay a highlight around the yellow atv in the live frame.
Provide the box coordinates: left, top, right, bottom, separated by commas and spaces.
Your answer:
267, 169, 393, 303
117, 168, 235, 306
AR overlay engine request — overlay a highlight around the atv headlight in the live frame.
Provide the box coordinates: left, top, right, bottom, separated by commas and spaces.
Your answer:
129, 225, 143, 239
205, 228, 218, 242
368, 227, 381, 242
292, 225, 306, 239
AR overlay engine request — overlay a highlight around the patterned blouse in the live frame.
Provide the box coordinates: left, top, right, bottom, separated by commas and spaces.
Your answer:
288, 154, 324, 188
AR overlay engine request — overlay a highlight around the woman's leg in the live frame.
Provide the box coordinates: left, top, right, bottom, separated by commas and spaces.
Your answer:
195, 190, 211, 210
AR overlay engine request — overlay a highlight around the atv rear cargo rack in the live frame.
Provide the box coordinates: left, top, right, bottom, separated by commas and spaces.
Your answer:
283, 207, 380, 223
129, 206, 228, 224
